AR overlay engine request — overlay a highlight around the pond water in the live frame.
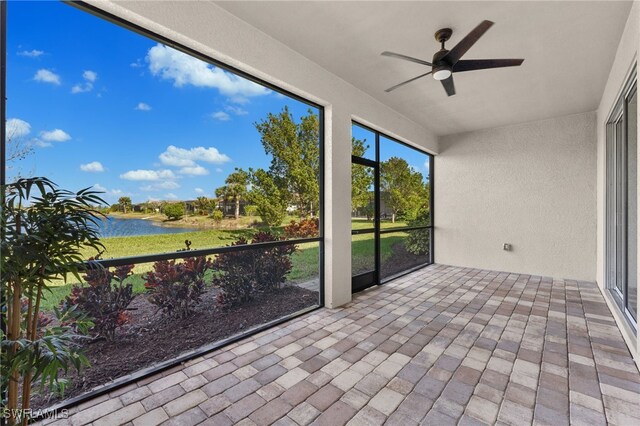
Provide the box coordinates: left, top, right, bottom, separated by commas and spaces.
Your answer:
94, 216, 197, 238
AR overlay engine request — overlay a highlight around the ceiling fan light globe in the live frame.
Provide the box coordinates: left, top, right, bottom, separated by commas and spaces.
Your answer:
433, 69, 452, 81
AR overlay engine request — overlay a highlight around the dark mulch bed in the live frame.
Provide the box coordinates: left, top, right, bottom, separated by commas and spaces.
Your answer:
381, 242, 430, 278
31, 285, 319, 409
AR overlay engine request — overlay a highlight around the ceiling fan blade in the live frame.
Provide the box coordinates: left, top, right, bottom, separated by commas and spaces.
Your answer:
443, 20, 494, 64
441, 76, 455, 96
385, 71, 433, 92
453, 58, 524, 73
381, 51, 433, 67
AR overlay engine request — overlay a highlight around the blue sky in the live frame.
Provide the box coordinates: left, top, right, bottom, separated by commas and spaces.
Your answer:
6, 1, 430, 205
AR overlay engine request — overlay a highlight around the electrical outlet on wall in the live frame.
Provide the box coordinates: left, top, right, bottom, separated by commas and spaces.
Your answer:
503, 243, 512, 251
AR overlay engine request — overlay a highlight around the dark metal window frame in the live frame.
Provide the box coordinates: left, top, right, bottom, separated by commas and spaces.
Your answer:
605, 64, 637, 330
351, 121, 435, 292
2, 1, 326, 417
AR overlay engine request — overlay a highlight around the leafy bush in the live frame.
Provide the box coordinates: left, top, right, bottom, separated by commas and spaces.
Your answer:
244, 204, 258, 217
62, 263, 135, 341
143, 256, 212, 318
212, 231, 296, 307
163, 202, 185, 220
406, 209, 430, 256
211, 209, 224, 224
284, 217, 319, 238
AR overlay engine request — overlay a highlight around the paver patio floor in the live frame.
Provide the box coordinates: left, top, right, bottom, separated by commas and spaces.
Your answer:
45, 264, 640, 425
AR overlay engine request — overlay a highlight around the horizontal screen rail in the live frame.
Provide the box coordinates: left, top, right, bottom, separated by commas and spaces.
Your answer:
379, 225, 433, 234
352, 225, 433, 236
82, 237, 322, 269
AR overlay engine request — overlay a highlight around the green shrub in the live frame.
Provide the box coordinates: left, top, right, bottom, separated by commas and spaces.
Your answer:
163, 202, 185, 220
258, 203, 286, 227
244, 204, 258, 217
212, 232, 296, 307
211, 209, 224, 223
406, 209, 430, 256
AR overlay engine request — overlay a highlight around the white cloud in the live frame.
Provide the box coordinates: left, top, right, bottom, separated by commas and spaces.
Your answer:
120, 169, 176, 181
18, 49, 44, 58
34, 69, 61, 85
147, 44, 270, 98
211, 111, 230, 121
165, 193, 178, 200
83, 70, 97, 82
215, 168, 224, 173
109, 189, 124, 196
40, 129, 71, 142
6, 118, 31, 139
159, 145, 231, 167
179, 165, 209, 176
194, 188, 204, 194
140, 181, 180, 191
80, 161, 105, 173
93, 183, 107, 192
424, 159, 430, 173
225, 105, 248, 116
34, 139, 52, 148
71, 70, 97, 94
135, 102, 152, 111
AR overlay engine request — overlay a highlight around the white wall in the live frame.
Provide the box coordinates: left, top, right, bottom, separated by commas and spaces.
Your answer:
88, 0, 439, 308
435, 112, 597, 281
596, 1, 639, 361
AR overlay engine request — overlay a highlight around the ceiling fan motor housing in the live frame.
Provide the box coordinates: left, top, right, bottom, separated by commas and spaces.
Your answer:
432, 49, 452, 80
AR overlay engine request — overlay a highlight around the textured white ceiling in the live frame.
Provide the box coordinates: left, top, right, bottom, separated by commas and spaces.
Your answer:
216, 1, 632, 136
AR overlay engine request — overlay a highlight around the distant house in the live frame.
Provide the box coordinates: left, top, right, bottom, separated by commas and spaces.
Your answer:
216, 198, 250, 217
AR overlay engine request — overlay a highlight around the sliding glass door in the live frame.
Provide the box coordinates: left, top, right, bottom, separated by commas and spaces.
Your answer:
606, 70, 637, 326
351, 122, 434, 293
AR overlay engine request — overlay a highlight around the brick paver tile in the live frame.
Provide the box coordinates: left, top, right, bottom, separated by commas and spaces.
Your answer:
141, 385, 186, 411
163, 389, 207, 417
346, 405, 386, 426
132, 408, 168, 426
93, 402, 145, 426
198, 394, 231, 417
249, 398, 292, 425
223, 394, 267, 423
312, 400, 357, 426
287, 402, 320, 425
70, 398, 123, 425
307, 384, 344, 411
367, 388, 404, 416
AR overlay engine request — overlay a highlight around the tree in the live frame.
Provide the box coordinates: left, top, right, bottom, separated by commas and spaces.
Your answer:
195, 196, 210, 216
253, 107, 320, 217
6, 124, 35, 179
380, 157, 426, 223
248, 168, 287, 226
215, 169, 249, 220
351, 137, 374, 215
163, 203, 185, 220
118, 196, 132, 214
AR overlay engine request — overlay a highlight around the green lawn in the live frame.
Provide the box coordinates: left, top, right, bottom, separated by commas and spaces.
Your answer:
39, 218, 412, 312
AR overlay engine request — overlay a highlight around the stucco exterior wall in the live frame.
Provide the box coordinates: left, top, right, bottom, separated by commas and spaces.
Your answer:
435, 112, 597, 282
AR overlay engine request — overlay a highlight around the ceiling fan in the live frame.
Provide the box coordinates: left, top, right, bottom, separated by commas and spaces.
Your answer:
382, 20, 524, 96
